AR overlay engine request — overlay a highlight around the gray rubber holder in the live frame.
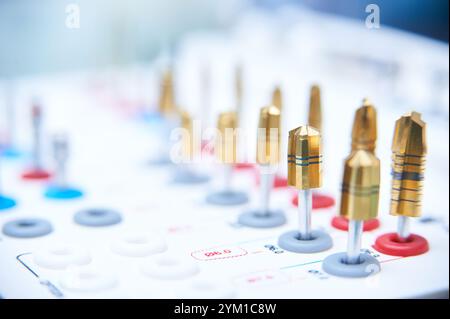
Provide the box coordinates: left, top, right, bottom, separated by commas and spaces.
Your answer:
172, 169, 210, 184
148, 156, 172, 166
278, 230, 333, 253
2, 218, 53, 238
206, 191, 248, 206
74, 209, 122, 227
322, 252, 381, 278
238, 210, 286, 228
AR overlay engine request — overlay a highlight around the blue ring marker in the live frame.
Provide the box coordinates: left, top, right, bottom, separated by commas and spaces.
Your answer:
0, 146, 23, 159
44, 186, 84, 200
0, 196, 17, 211
206, 191, 249, 206
140, 111, 165, 125
74, 208, 122, 227
322, 252, 381, 278
238, 210, 286, 228
2, 218, 53, 238
278, 230, 333, 253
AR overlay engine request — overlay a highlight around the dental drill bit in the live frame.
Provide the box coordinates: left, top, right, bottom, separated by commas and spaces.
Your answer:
172, 110, 209, 184
322, 149, 381, 276
52, 133, 69, 189
390, 112, 427, 241
44, 133, 83, 200
341, 150, 380, 264
180, 110, 194, 162
322, 103, 381, 277
256, 105, 281, 211
351, 98, 377, 153
373, 112, 429, 257
340, 98, 380, 264
271, 86, 282, 112
288, 126, 322, 240
278, 125, 332, 252
206, 111, 248, 205
21, 101, 52, 180
331, 99, 380, 232
158, 69, 177, 117
238, 105, 286, 227
308, 85, 322, 132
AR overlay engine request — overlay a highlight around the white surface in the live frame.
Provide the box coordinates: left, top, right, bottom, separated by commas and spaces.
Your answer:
0, 9, 448, 299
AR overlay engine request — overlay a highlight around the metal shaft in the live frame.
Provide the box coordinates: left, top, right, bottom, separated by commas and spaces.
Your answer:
54, 161, 66, 188
397, 215, 411, 242
32, 116, 42, 170
346, 220, 364, 264
53, 135, 68, 189
223, 164, 233, 192
298, 189, 312, 240
258, 166, 274, 216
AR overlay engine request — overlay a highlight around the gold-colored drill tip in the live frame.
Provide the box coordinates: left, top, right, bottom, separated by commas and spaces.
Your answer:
351, 99, 377, 153
216, 111, 239, 164
179, 110, 193, 160
390, 111, 427, 218
271, 86, 283, 111
158, 69, 177, 116
340, 150, 380, 221
287, 125, 322, 189
257, 105, 281, 165
308, 85, 322, 132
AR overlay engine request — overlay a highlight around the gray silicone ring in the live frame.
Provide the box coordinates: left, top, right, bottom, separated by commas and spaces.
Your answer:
322, 252, 381, 278
2, 218, 53, 238
206, 191, 248, 206
172, 169, 210, 184
238, 210, 286, 228
74, 209, 122, 227
278, 230, 333, 253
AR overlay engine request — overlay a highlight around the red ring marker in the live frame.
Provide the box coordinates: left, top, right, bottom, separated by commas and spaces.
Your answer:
331, 216, 380, 232
273, 175, 288, 188
21, 169, 52, 180
292, 193, 336, 209
233, 163, 256, 171
255, 174, 288, 188
373, 232, 429, 257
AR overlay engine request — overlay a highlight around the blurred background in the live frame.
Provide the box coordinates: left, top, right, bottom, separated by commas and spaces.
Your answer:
0, 0, 448, 224
0, 0, 448, 77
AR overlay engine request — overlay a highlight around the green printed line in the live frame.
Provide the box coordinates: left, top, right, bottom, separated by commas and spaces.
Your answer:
280, 260, 323, 270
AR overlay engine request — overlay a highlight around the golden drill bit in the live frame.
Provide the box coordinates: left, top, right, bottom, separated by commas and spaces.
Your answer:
158, 69, 177, 116
351, 99, 377, 153
216, 111, 238, 164
257, 105, 281, 165
340, 150, 380, 220
179, 110, 193, 161
271, 86, 283, 111
308, 85, 322, 132
390, 112, 427, 218
287, 126, 322, 189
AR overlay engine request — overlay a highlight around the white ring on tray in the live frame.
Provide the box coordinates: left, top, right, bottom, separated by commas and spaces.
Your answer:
33, 244, 91, 270
140, 253, 200, 280
59, 266, 117, 293
111, 233, 167, 257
